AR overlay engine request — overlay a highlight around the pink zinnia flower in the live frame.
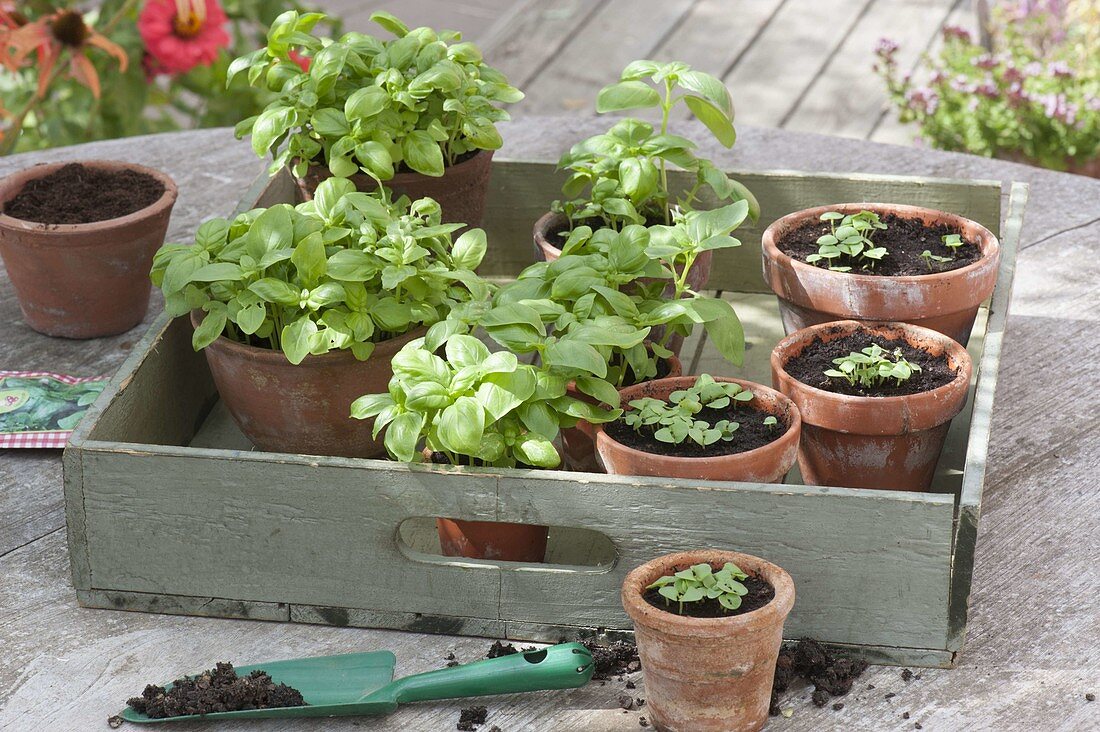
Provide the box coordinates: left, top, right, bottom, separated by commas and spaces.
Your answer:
138, 0, 229, 76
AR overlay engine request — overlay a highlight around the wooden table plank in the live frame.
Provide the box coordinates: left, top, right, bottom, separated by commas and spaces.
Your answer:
783, 0, 956, 137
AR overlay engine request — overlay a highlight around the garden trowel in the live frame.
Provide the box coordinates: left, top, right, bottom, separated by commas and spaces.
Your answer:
120, 642, 594, 722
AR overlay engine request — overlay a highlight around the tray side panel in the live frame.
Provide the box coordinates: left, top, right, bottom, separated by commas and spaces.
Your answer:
78, 448, 955, 650
481, 161, 1003, 292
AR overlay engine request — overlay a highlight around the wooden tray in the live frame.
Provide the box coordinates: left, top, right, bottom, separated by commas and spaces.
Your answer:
63, 159, 1027, 668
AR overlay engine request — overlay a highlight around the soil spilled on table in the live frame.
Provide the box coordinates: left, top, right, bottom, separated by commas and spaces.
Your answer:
4, 163, 165, 225
782, 329, 958, 397
606, 400, 787, 458
642, 574, 775, 618
582, 639, 641, 680
125, 661, 306, 718
770, 639, 868, 715
457, 704, 489, 730
778, 212, 981, 276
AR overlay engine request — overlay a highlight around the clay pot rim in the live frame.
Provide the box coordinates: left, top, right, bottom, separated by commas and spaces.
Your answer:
622, 550, 796, 636
0, 159, 179, 237
592, 375, 801, 465
770, 319, 972, 408
761, 201, 1000, 284
189, 310, 427, 368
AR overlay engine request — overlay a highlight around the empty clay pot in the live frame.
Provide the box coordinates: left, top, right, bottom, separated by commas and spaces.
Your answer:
590, 376, 801, 483
0, 160, 177, 339
562, 352, 682, 473
761, 202, 999, 345
623, 549, 796, 732
436, 518, 549, 563
194, 310, 425, 458
770, 320, 972, 492
297, 149, 494, 228
533, 211, 713, 356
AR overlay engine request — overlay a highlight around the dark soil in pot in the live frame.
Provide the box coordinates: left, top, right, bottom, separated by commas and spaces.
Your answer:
606, 401, 788, 459
4, 163, 165, 224
777, 213, 981, 276
643, 573, 775, 618
781, 330, 959, 397
126, 662, 306, 718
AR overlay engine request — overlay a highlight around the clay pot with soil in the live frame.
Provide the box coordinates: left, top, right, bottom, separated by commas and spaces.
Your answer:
196, 311, 425, 458
771, 320, 972, 491
622, 549, 796, 732
562, 350, 683, 473
0, 161, 177, 338
587, 375, 801, 483
297, 150, 494, 228
761, 202, 999, 345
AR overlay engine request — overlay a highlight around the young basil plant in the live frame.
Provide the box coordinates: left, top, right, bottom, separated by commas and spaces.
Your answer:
921, 233, 968, 271
150, 177, 491, 365
350, 334, 621, 468
806, 210, 888, 272
553, 59, 759, 229
624, 374, 752, 447
824, 343, 922, 388
647, 562, 750, 614
229, 11, 523, 182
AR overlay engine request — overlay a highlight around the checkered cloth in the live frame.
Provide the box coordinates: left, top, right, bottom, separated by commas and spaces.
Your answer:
0, 371, 108, 449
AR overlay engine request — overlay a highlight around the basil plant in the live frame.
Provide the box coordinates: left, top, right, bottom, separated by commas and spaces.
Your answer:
553, 60, 759, 229
150, 178, 491, 365
496, 200, 749, 387
351, 334, 620, 468
229, 10, 523, 182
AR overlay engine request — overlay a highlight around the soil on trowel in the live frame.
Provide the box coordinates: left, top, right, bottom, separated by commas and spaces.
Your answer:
486, 640, 535, 658
642, 573, 775, 617
125, 661, 306, 718
582, 639, 641, 680
5, 163, 165, 224
770, 638, 868, 715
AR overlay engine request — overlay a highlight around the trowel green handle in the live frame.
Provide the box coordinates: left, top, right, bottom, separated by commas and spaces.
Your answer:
365, 643, 594, 704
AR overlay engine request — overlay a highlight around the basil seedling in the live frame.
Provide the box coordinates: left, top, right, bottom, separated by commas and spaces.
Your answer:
647, 562, 750, 614
824, 343, 922, 388
624, 374, 752, 447
806, 210, 888, 272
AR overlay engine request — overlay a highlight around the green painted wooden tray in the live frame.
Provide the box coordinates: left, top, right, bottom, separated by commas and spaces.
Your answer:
62, 159, 1027, 669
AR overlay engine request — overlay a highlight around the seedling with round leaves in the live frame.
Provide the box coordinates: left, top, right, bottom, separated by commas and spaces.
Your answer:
806, 210, 888, 272
350, 334, 620, 468
150, 177, 491, 365
624, 374, 753, 447
552, 59, 759, 230
824, 343, 922, 389
229, 11, 523, 183
647, 562, 750, 614
921, 232, 968, 271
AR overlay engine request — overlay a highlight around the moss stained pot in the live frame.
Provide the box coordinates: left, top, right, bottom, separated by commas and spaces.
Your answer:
296, 150, 494, 228
562, 352, 682, 473
623, 550, 795, 732
771, 320, 972, 492
589, 376, 801, 483
761, 202, 999, 345
0, 161, 177, 339
193, 310, 425, 458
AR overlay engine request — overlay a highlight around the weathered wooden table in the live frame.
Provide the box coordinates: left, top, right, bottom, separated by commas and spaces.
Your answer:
2, 119, 1098, 731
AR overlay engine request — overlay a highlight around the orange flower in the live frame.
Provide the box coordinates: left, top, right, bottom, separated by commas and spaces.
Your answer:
5, 9, 128, 99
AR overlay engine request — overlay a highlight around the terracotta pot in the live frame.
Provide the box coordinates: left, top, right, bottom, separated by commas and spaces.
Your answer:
435, 518, 549, 563
193, 310, 424, 458
533, 211, 712, 356
589, 376, 800, 483
761, 202, 999, 345
622, 550, 796, 732
297, 149, 494, 228
770, 320, 972, 492
562, 352, 682, 473
0, 160, 177, 339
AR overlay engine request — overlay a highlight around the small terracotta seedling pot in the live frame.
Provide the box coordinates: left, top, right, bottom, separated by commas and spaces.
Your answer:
562, 352, 683, 473
771, 320, 972, 491
761, 202, 999, 345
588, 376, 801, 483
0, 160, 177, 339
194, 311, 424, 458
623, 549, 796, 732
298, 149, 494, 228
